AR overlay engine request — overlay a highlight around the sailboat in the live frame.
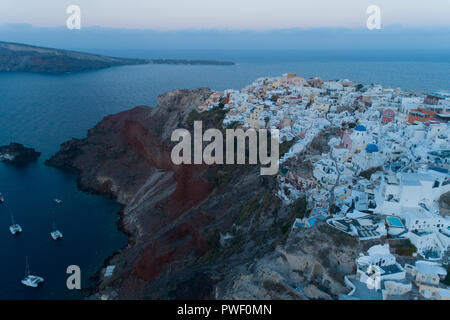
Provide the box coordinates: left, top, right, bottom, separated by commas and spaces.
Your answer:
21, 257, 44, 288
50, 216, 63, 240
9, 210, 22, 235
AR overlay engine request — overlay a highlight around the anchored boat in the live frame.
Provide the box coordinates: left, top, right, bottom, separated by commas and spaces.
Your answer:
21, 257, 44, 288
9, 211, 22, 235
50, 216, 63, 240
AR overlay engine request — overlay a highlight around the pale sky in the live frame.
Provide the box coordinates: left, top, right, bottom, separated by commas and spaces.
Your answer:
1, 0, 450, 30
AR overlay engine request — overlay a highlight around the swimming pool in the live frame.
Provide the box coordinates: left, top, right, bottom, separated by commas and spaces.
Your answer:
308, 215, 326, 227
308, 217, 318, 227
386, 216, 404, 228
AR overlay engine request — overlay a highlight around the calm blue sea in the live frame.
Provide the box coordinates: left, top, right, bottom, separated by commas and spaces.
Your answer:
0, 50, 449, 299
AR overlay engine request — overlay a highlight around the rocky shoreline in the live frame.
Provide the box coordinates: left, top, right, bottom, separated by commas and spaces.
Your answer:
85, 206, 131, 299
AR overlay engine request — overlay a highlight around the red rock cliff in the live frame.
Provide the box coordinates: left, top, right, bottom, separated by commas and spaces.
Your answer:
47, 88, 286, 299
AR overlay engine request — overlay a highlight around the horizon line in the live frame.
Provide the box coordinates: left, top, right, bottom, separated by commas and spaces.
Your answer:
3, 23, 450, 32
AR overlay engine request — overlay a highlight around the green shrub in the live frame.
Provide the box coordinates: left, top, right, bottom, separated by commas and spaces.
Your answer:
290, 197, 308, 219
443, 265, 450, 286
390, 239, 417, 257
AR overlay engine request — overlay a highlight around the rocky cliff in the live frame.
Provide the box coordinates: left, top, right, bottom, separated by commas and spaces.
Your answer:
0, 41, 234, 74
47, 88, 363, 299
0, 41, 147, 73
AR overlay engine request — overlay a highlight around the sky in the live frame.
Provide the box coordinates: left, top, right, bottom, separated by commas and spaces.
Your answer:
1, 0, 450, 30
0, 1, 450, 51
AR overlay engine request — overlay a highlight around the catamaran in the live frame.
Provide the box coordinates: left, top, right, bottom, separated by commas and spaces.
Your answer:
21, 257, 44, 288
9, 211, 22, 235
50, 216, 63, 240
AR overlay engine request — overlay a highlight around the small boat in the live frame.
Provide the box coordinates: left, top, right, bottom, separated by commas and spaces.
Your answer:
21, 257, 44, 288
50, 217, 63, 240
0, 193, 4, 203
9, 213, 22, 235
50, 230, 63, 240
54, 199, 63, 204
9, 224, 22, 235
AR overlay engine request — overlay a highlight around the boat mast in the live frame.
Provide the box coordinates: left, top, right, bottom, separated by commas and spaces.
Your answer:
10, 208, 15, 225
25, 256, 30, 277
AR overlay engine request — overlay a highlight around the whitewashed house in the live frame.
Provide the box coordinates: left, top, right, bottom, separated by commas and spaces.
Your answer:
356, 244, 407, 291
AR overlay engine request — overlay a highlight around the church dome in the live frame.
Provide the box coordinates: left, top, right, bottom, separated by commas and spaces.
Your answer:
365, 144, 379, 153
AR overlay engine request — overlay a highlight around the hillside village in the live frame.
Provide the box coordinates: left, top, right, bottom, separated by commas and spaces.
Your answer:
198, 73, 450, 300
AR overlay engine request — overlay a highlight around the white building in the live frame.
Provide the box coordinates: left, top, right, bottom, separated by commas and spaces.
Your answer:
313, 158, 339, 187
352, 144, 386, 173
356, 244, 408, 292
413, 260, 447, 283
375, 171, 450, 216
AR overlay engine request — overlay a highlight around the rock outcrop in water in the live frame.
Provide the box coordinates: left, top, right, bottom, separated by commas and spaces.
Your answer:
0, 143, 41, 164
47, 88, 361, 299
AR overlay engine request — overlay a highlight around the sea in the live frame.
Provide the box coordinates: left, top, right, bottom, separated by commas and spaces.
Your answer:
0, 49, 449, 299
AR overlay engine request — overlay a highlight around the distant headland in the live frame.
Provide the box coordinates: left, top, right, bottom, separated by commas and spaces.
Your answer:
0, 41, 235, 74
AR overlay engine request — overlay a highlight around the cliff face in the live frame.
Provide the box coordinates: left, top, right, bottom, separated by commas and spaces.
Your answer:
0, 41, 146, 74
46, 88, 287, 299
47, 88, 362, 300
0, 41, 234, 74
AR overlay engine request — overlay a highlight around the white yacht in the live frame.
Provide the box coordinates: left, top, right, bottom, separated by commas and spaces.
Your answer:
0, 193, 4, 203
50, 217, 63, 240
21, 257, 44, 288
50, 230, 63, 240
54, 199, 63, 204
9, 213, 22, 235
